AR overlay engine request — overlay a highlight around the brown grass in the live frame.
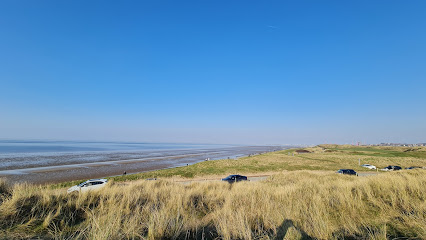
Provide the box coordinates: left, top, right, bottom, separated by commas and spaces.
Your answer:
1, 170, 425, 239
107, 145, 426, 184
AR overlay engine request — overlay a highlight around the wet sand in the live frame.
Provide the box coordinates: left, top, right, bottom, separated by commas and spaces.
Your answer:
0, 146, 290, 184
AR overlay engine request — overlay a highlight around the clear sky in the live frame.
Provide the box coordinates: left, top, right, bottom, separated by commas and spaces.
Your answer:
1, 1, 425, 145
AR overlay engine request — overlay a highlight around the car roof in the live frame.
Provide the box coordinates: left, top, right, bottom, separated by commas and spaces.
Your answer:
87, 179, 107, 182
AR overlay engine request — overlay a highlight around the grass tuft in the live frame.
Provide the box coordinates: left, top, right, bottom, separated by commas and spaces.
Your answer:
1, 145, 426, 239
0, 170, 425, 239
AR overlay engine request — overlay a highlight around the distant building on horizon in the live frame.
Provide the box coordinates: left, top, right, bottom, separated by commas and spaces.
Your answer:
372, 142, 426, 147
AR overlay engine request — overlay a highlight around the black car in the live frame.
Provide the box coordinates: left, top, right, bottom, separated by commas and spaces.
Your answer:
336, 169, 358, 176
405, 166, 422, 170
383, 165, 402, 171
222, 175, 248, 183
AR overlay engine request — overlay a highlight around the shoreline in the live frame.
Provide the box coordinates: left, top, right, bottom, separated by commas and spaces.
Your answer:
0, 146, 290, 185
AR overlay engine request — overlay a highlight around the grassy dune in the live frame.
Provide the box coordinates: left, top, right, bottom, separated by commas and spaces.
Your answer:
108, 145, 426, 183
1, 145, 426, 239
1, 171, 425, 239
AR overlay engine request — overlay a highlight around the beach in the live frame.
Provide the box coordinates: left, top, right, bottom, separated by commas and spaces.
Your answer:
0, 141, 289, 184
1, 145, 425, 239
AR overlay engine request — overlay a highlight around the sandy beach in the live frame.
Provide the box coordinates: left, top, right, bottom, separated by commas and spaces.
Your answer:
0, 145, 289, 184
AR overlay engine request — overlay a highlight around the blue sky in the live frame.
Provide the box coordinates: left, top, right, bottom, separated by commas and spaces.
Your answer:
1, 1, 425, 145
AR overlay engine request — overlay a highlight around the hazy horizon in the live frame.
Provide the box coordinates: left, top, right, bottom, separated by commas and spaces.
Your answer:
1, 1, 425, 145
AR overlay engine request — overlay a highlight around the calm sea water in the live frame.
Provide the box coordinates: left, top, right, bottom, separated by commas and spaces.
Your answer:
0, 140, 232, 155
0, 140, 247, 170
0, 140, 290, 184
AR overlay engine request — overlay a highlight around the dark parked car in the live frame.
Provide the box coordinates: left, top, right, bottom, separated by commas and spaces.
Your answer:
381, 165, 402, 171
222, 175, 248, 183
336, 169, 358, 176
405, 166, 421, 170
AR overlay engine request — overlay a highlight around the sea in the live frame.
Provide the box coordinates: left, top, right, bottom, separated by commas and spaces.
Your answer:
0, 140, 231, 155
0, 140, 291, 184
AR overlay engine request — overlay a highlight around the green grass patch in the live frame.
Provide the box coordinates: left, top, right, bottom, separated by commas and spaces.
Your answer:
334, 147, 426, 158
49, 145, 426, 187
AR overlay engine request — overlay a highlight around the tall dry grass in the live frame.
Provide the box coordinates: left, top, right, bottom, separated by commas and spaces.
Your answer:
1, 170, 425, 239
109, 145, 426, 183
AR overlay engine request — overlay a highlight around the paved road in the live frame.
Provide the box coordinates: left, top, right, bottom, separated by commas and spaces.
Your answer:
357, 172, 379, 177
176, 175, 270, 185
121, 172, 380, 186
171, 172, 381, 185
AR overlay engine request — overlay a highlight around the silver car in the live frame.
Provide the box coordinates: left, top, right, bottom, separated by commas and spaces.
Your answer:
67, 179, 108, 193
361, 164, 376, 170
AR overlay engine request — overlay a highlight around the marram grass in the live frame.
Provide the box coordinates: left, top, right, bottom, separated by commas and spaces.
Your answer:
1, 170, 425, 239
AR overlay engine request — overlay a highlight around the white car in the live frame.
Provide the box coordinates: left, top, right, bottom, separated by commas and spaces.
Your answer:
361, 164, 376, 170
67, 179, 108, 193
